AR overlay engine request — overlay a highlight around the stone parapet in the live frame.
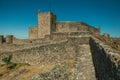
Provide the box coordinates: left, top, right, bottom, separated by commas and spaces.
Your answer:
13, 38, 31, 44
68, 36, 90, 44
89, 37, 120, 80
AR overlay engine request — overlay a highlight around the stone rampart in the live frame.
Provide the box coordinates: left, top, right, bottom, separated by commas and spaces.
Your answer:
0, 40, 76, 65
68, 36, 90, 45
89, 37, 120, 80
0, 36, 90, 65
29, 26, 38, 39
0, 35, 4, 44
69, 31, 91, 36
13, 38, 31, 44
6, 35, 13, 44
51, 32, 69, 41
51, 32, 91, 41
31, 38, 50, 44
55, 22, 100, 35
30, 31, 91, 44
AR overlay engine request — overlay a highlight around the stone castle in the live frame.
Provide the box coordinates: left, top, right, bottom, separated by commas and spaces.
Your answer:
0, 10, 101, 44
29, 10, 100, 39
0, 10, 120, 80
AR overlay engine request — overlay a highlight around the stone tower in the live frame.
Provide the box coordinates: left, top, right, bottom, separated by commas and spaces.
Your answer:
38, 10, 56, 38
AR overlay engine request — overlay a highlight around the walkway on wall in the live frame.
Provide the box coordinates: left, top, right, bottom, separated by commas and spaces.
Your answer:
72, 44, 96, 80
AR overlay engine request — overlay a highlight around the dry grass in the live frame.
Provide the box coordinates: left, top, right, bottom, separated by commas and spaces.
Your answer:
0, 63, 54, 80
0, 59, 75, 80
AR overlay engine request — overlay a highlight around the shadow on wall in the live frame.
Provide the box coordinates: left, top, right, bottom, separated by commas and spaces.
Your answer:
89, 38, 120, 80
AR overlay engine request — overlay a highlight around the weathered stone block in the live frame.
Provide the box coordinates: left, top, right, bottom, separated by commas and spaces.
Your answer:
0, 35, 4, 44
6, 35, 13, 44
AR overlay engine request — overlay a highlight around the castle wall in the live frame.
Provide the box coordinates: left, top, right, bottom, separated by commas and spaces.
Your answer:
29, 11, 100, 39
0, 41, 70, 65
0, 36, 91, 65
13, 38, 31, 44
69, 32, 91, 36
51, 32, 69, 41
77, 22, 89, 31
51, 32, 91, 42
56, 22, 70, 32
29, 26, 38, 39
56, 22, 95, 33
68, 36, 90, 44
88, 27, 100, 35
0, 35, 4, 44
89, 37, 120, 80
5, 35, 13, 44
0, 37, 96, 80
31, 36, 51, 44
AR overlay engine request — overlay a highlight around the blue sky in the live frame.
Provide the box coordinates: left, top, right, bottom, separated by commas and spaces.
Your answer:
0, 0, 120, 39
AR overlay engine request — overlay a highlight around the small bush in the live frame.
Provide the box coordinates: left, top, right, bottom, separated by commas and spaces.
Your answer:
2, 54, 13, 64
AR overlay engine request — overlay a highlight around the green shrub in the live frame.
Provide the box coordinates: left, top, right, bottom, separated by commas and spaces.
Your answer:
2, 54, 13, 64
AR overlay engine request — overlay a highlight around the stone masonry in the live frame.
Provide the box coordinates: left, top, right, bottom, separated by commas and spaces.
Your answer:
38, 10, 56, 39
0, 10, 120, 80
0, 35, 4, 44
29, 10, 100, 39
